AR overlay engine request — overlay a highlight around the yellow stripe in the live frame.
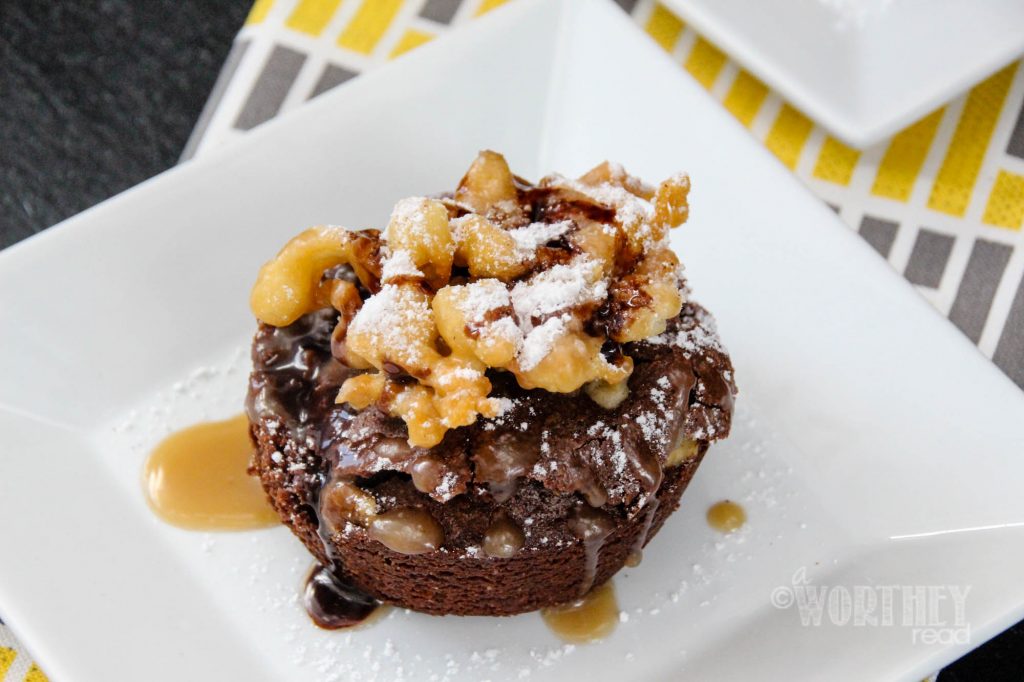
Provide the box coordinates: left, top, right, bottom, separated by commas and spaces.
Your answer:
982, 170, 1024, 230
927, 63, 1019, 216
871, 108, 945, 201
390, 28, 434, 59
684, 38, 726, 90
286, 0, 343, 36
23, 664, 48, 682
813, 137, 861, 186
644, 4, 685, 53
723, 70, 768, 127
475, 0, 511, 15
245, 0, 274, 25
0, 647, 16, 679
765, 104, 814, 170
337, 0, 403, 55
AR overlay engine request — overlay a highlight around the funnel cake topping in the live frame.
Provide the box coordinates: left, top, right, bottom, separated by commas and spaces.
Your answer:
251, 151, 691, 447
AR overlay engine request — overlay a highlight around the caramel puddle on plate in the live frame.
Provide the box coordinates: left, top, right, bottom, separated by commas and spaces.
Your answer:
541, 581, 618, 644
143, 414, 279, 530
706, 499, 746, 533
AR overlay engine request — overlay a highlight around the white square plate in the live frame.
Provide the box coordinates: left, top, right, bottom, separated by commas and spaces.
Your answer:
663, 0, 1024, 146
2, 1, 1024, 680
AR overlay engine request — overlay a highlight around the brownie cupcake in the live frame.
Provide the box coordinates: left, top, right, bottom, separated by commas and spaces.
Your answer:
246, 152, 736, 619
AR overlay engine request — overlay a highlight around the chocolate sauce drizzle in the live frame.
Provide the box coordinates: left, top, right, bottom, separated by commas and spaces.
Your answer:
303, 565, 378, 629
248, 307, 384, 628
307, 406, 384, 627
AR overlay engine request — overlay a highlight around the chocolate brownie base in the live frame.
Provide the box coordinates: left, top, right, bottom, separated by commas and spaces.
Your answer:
247, 302, 734, 616
252, 408, 705, 615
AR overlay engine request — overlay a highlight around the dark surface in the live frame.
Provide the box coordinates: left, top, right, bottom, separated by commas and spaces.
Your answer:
0, 0, 249, 248
941, 625, 1024, 682
0, 0, 1020, 677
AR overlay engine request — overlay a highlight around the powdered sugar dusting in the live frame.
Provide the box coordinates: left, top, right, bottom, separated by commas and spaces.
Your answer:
384, 197, 454, 256
455, 280, 524, 351
435, 366, 485, 390
458, 279, 512, 321
381, 249, 422, 281
487, 317, 522, 347
347, 284, 433, 365
518, 315, 568, 371
508, 257, 607, 369
508, 220, 572, 258
510, 258, 606, 322
385, 198, 428, 238
545, 174, 655, 234
444, 256, 614, 372
448, 214, 476, 236
646, 307, 725, 356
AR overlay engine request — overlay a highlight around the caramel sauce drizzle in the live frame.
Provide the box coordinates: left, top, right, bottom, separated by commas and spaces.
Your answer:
143, 413, 385, 629
541, 581, 619, 644
706, 499, 746, 533
143, 414, 278, 530
568, 506, 616, 596
625, 496, 660, 568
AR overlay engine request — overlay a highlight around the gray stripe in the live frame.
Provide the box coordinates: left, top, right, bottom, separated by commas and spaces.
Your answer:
993, 271, 1024, 389
827, 203, 840, 213
858, 215, 899, 258
948, 239, 1013, 342
420, 0, 462, 23
1007, 98, 1024, 159
180, 39, 251, 161
234, 45, 307, 131
616, 0, 640, 12
904, 228, 954, 288
308, 63, 358, 100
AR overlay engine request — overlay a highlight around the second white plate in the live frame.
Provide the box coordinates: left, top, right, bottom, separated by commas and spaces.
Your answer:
663, 0, 1024, 146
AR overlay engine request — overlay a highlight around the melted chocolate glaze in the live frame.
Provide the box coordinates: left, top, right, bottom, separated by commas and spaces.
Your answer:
303, 565, 379, 629
247, 309, 382, 626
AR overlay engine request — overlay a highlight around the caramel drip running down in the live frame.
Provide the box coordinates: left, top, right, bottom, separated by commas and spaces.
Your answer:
303, 565, 380, 629
625, 497, 661, 568
541, 581, 619, 644
143, 414, 279, 530
568, 506, 615, 595
707, 500, 746, 533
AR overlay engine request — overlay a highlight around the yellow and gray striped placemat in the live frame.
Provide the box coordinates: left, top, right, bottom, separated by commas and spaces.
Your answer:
2, 0, 1020, 678
180, 0, 1024, 391
0, 624, 45, 682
